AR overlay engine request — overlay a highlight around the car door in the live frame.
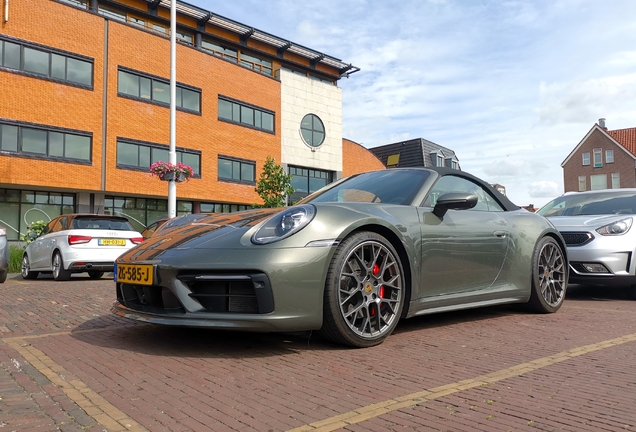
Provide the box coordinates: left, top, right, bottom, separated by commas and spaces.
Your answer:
417, 175, 510, 298
30, 217, 59, 269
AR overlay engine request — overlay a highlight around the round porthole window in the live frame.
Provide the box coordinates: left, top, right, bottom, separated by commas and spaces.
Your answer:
300, 114, 325, 148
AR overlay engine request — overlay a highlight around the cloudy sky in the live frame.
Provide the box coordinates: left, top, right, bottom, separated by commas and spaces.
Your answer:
197, 0, 636, 207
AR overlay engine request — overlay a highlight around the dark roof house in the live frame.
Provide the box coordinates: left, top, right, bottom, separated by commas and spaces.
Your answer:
368, 138, 461, 170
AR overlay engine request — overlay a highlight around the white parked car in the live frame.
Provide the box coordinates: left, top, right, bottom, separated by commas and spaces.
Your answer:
537, 189, 636, 290
22, 214, 144, 281
0, 225, 8, 283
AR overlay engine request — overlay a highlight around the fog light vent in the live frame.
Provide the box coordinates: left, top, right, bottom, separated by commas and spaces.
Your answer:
583, 263, 610, 273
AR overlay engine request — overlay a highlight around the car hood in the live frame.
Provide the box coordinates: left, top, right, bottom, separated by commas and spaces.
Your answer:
118, 208, 283, 262
546, 214, 634, 230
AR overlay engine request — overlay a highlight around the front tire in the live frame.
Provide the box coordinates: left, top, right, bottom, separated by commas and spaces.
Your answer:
21, 254, 39, 280
527, 236, 567, 313
0, 270, 6, 283
320, 231, 405, 347
52, 251, 71, 281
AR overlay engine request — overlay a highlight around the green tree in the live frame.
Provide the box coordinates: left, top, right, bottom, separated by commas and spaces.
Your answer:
20, 220, 47, 243
255, 156, 295, 208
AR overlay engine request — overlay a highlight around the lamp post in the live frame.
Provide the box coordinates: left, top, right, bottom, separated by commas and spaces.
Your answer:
168, 0, 177, 218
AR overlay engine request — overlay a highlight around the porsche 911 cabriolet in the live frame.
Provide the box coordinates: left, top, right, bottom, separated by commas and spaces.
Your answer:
112, 167, 568, 347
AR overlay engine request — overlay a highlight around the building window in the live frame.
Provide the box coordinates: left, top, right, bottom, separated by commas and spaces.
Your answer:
436, 154, 444, 167
606, 150, 614, 164
578, 176, 586, 191
58, 0, 88, 8
593, 148, 602, 167
175, 31, 193, 45
239, 52, 273, 76
0, 36, 93, 87
118, 68, 201, 113
611, 173, 620, 189
0, 121, 91, 162
97, 5, 126, 22
103, 196, 192, 233
582, 152, 590, 166
201, 39, 238, 63
386, 154, 400, 168
218, 96, 275, 133
300, 114, 325, 148
590, 174, 607, 190
289, 166, 333, 202
0, 188, 75, 241
116, 139, 201, 176
200, 203, 250, 213
218, 156, 255, 184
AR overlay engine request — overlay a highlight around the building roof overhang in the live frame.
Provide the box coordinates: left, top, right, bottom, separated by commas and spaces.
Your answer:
144, 0, 359, 78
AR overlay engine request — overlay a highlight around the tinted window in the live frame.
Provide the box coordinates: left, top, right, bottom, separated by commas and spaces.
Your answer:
305, 170, 430, 205
72, 217, 133, 230
538, 192, 636, 217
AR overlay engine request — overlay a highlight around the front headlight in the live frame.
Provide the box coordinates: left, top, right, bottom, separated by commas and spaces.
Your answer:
252, 205, 316, 244
596, 217, 633, 236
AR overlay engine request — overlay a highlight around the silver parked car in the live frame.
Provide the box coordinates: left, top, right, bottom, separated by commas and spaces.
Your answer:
22, 214, 144, 281
537, 189, 636, 289
0, 225, 8, 283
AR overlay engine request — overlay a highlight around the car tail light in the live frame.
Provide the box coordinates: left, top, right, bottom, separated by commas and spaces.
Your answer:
68, 235, 92, 245
131, 237, 144, 244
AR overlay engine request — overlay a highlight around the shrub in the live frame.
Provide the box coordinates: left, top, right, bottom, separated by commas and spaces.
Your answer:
8, 245, 25, 273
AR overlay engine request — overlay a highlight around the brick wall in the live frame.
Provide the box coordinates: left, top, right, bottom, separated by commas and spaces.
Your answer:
342, 139, 386, 176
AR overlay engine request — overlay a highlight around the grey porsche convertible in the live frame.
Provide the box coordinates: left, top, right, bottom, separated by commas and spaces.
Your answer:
112, 168, 568, 347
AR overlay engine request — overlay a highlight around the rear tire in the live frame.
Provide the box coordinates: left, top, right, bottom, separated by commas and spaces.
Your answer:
527, 237, 567, 313
88, 271, 104, 279
0, 270, 6, 283
21, 254, 39, 280
52, 251, 71, 281
320, 231, 405, 348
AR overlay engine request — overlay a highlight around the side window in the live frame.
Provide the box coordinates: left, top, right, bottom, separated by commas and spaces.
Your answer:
59, 216, 68, 231
424, 175, 504, 212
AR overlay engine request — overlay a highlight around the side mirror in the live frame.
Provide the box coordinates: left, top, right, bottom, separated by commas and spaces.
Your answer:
28, 231, 39, 239
433, 193, 478, 218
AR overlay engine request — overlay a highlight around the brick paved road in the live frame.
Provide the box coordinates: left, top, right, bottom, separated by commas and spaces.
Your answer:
1, 273, 635, 432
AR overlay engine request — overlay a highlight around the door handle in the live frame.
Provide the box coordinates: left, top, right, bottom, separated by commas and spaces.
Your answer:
493, 230, 508, 238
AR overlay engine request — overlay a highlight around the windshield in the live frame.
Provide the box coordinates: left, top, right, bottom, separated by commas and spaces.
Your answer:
72, 217, 134, 230
301, 169, 431, 205
537, 191, 636, 217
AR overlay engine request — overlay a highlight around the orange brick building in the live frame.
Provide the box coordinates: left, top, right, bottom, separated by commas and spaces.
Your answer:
0, 0, 383, 240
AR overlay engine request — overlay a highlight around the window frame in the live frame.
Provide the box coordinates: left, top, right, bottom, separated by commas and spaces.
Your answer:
578, 175, 586, 192
0, 35, 94, 89
605, 149, 614, 164
0, 119, 92, 164
582, 152, 590, 166
217, 156, 256, 185
117, 67, 202, 115
593, 148, 603, 168
300, 114, 325, 148
115, 137, 201, 177
217, 96, 275, 134
611, 173, 620, 189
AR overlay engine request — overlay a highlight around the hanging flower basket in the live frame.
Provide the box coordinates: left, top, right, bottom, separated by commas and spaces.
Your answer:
149, 161, 194, 182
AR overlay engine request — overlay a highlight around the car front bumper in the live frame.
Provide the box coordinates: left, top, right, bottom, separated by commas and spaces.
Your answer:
111, 245, 336, 332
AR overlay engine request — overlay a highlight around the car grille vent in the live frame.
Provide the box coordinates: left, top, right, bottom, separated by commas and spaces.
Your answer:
177, 272, 274, 314
561, 231, 594, 246
117, 283, 185, 314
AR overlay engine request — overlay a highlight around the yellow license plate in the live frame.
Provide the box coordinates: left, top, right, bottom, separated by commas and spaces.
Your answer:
99, 238, 126, 246
115, 264, 154, 285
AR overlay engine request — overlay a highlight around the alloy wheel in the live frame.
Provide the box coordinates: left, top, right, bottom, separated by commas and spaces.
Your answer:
538, 241, 566, 307
338, 240, 403, 339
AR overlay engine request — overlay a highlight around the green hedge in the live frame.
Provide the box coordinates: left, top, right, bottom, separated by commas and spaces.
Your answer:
8, 245, 24, 273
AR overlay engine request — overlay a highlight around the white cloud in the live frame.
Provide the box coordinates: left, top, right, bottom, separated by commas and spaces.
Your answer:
198, 0, 636, 207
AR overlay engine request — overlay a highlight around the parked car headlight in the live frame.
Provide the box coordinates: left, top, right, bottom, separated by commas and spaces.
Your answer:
252, 205, 316, 244
596, 218, 633, 236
